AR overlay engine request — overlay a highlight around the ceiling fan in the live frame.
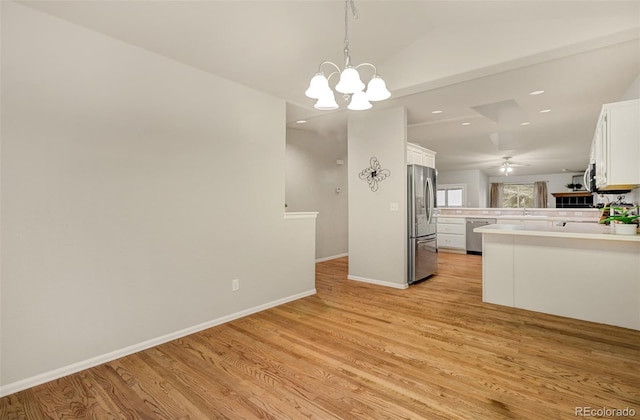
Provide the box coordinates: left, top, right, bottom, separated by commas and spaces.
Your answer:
489, 157, 528, 175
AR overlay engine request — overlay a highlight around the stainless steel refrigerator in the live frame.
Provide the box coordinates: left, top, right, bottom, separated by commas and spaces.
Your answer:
408, 164, 437, 284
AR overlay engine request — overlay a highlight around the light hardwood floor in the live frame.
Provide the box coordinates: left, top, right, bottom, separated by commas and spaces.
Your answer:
2, 253, 639, 419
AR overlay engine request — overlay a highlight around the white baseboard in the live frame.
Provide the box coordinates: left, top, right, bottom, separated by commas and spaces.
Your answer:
0, 289, 316, 398
347, 275, 408, 289
438, 248, 467, 254
315, 253, 348, 263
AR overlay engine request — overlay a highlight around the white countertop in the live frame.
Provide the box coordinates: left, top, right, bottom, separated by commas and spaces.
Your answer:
474, 223, 640, 242
437, 214, 599, 222
283, 212, 319, 220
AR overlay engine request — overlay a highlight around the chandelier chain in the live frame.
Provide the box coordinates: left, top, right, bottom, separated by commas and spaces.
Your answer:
343, 0, 358, 66
305, 0, 390, 110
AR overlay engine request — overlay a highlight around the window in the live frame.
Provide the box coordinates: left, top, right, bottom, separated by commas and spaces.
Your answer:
502, 184, 534, 208
437, 184, 465, 207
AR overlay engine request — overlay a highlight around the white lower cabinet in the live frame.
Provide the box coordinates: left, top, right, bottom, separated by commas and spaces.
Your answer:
437, 217, 466, 251
438, 233, 466, 249
437, 223, 465, 235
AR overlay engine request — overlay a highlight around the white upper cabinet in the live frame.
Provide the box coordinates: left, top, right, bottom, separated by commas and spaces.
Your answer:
407, 143, 436, 168
593, 99, 640, 190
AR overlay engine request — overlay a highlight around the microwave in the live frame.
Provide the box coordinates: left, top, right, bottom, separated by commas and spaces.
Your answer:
585, 162, 632, 195
584, 163, 597, 192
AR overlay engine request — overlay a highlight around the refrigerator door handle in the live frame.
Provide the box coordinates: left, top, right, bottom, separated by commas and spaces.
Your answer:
410, 171, 416, 237
426, 176, 434, 225
424, 176, 429, 225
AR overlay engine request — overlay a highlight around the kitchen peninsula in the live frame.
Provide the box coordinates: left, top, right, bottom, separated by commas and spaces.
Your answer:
475, 223, 640, 331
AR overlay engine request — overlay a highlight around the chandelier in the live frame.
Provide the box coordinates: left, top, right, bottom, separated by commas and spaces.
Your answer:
304, 0, 391, 111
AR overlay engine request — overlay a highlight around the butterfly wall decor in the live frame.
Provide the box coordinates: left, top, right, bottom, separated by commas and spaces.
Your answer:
359, 157, 391, 192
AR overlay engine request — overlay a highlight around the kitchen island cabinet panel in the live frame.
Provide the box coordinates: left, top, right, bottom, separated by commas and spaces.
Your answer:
482, 234, 514, 306
477, 224, 640, 330
513, 237, 638, 330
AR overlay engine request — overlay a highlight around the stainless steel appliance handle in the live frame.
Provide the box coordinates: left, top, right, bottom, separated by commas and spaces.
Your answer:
416, 238, 435, 248
412, 171, 418, 235
426, 177, 434, 225
430, 178, 435, 224
423, 175, 429, 224
583, 167, 591, 192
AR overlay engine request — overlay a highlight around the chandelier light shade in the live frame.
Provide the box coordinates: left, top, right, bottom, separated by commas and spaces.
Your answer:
348, 90, 372, 111
366, 76, 391, 101
305, 0, 390, 111
314, 90, 340, 110
305, 73, 330, 99
335, 66, 365, 94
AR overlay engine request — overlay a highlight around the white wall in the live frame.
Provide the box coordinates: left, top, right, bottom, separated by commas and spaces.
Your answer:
490, 173, 640, 207
348, 108, 407, 288
488, 172, 584, 207
627, 188, 640, 204
620, 74, 640, 101
438, 170, 638, 208
478, 171, 489, 207
286, 128, 348, 260
1, 3, 315, 393
438, 169, 489, 207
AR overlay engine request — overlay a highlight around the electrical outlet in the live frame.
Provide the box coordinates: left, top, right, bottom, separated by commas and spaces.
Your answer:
559, 211, 567, 216
232, 279, 239, 292
575, 211, 583, 216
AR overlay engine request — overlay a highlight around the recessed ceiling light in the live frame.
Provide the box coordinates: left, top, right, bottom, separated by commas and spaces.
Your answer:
520, 122, 531, 126
529, 90, 545, 95
296, 120, 307, 124
540, 109, 551, 113
432, 110, 443, 114
461, 122, 471, 126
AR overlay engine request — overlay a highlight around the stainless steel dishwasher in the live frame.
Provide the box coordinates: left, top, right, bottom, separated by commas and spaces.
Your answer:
466, 218, 496, 255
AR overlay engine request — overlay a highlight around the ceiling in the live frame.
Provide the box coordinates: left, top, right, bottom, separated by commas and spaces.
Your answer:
18, 0, 640, 176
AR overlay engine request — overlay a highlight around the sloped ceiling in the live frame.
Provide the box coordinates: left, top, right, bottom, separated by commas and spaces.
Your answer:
16, 0, 640, 175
